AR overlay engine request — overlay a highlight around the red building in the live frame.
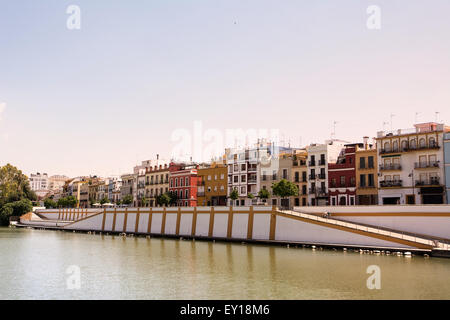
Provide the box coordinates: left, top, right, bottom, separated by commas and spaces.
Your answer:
328, 144, 361, 206
169, 162, 201, 207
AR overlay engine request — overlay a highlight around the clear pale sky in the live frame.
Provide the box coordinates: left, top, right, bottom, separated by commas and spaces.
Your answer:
1, 1, 449, 178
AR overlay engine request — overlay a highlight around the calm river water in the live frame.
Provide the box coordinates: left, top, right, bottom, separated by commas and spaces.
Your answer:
1, 227, 450, 299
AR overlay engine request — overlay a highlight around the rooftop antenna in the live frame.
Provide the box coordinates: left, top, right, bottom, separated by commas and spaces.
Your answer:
382, 121, 389, 131
435, 111, 440, 123
331, 121, 338, 139
390, 113, 395, 132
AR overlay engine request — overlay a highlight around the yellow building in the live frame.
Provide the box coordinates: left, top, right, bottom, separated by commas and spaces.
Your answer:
291, 149, 308, 206
145, 163, 170, 207
197, 163, 228, 206
355, 140, 378, 205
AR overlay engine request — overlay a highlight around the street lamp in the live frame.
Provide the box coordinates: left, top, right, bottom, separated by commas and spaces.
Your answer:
408, 171, 414, 204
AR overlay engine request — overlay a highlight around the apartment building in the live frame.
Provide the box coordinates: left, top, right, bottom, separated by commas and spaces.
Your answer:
145, 163, 169, 207
355, 138, 378, 205
29, 173, 48, 197
328, 144, 359, 206
169, 162, 201, 207
443, 132, 450, 204
376, 122, 449, 205
260, 152, 297, 208
197, 162, 228, 206
120, 173, 136, 205
48, 175, 70, 192
225, 141, 273, 206
306, 140, 347, 206
291, 150, 308, 207
107, 177, 122, 203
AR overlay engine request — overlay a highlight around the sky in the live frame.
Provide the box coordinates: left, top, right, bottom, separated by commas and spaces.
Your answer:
1, 1, 449, 178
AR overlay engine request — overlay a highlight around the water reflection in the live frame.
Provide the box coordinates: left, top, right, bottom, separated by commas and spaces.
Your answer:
1, 227, 450, 300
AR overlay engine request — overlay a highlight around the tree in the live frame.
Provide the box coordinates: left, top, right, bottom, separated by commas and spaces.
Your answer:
271, 179, 299, 208
0, 198, 33, 225
44, 198, 57, 209
0, 164, 36, 207
0, 164, 36, 225
122, 194, 133, 205
168, 191, 178, 206
258, 189, 270, 202
229, 188, 238, 201
100, 197, 108, 205
156, 193, 171, 207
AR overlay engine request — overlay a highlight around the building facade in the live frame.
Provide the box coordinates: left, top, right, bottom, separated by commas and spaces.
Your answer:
225, 141, 274, 206
169, 162, 201, 207
444, 132, 450, 204
376, 122, 448, 205
291, 150, 308, 207
29, 173, 49, 198
306, 140, 347, 206
355, 139, 378, 205
145, 163, 170, 207
197, 163, 228, 206
328, 145, 358, 206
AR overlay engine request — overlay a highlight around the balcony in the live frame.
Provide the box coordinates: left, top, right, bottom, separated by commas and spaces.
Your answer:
359, 165, 375, 170
317, 173, 326, 179
248, 166, 257, 172
308, 174, 315, 180
248, 177, 257, 184
309, 161, 316, 166
415, 178, 440, 186
318, 159, 326, 166
414, 161, 440, 169
358, 184, 376, 188
308, 188, 316, 194
379, 163, 402, 171
380, 180, 402, 188
317, 188, 328, 197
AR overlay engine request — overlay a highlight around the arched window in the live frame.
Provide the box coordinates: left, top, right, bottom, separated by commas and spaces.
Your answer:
180, 178, 183, 187
170, 179, 173, 188
175, 178, 178, 187
392, 141, 399, 152
419, 138, 426, 148
401, 140, 408, 151
384, 141, 391, 152
410, 139, 417, 149
185, 189, 189, 199
429, 137, 436, 147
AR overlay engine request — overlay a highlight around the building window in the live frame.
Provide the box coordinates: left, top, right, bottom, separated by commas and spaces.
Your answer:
208, 175, 211, 181
340, 176, 346, 187
360, 157, 366, 169
175, 178, 178, 187
185, 177, 189, 186
241, 186, 245, 194
241, 175, 246, 183
233, 175, 238, 183
368, 156, 374, 168
368, 174, 374, 187
419, 138, 426, 148
185, 189, 189, 199
360, 174, 366, 187
384, 141, 391, 152
220, 174, 224, 179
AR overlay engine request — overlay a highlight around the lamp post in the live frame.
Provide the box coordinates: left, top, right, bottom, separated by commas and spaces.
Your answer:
408, 171, 414, 204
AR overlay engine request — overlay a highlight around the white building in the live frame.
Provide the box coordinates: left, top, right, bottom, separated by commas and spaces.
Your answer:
29, 172, 49, 191
48, 175, 70, 192
225, 140, 274, 206
376, 122, 449, 205
306, 140, 347, 206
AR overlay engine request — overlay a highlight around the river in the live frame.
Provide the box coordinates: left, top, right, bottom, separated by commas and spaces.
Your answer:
1, 227, 449, 299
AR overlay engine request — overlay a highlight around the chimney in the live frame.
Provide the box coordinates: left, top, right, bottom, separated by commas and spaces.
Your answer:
363, 136, 369, 150
156, 154, 159, 160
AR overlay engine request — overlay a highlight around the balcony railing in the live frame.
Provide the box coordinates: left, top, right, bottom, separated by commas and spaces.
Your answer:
381, 144, 440, 154
379, 163, 402, 171
308, 188, 316, 194
248, 178, 257, 183
309, 174, 315, 180
358, 184, 376, 188
317, 188, 328, 196
309, 161, 316, 166
380, 180, 402, 187
359, 165, 375, 170
317, 173, 326, 179
414, 161, 440, 169
318, 159, 326, 166
415, 178, 440, 186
